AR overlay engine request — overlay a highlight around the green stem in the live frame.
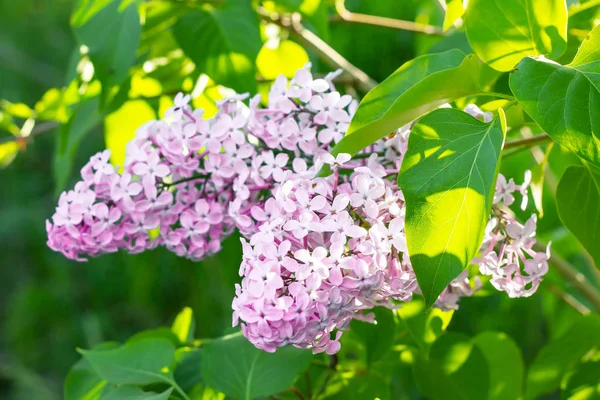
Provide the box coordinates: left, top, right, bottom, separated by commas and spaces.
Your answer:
162, 174, 209, 187
173, 381, 191, 400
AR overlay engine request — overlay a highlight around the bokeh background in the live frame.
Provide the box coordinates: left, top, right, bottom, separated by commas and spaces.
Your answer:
1, 0, 599, 399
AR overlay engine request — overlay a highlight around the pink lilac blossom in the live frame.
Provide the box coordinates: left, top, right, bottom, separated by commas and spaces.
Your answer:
473, 172, 550, 298
46, 65, 548, 355
46, 65, 353, 262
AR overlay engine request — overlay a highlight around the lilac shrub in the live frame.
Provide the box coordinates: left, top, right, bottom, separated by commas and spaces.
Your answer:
46, 65, 549, 354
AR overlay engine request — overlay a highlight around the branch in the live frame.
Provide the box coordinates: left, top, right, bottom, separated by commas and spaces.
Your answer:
503, 133, 551, 150
258, 8, 378, 93
0, 121, 59, 145
332, 0, 445, 36
536, 242, 600, 312
547, 285, 591, 315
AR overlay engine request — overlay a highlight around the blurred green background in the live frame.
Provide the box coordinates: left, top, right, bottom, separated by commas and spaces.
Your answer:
0, 0, 599, 399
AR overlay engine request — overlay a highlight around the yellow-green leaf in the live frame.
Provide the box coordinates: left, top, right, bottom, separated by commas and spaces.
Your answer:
105, 100, 156, 171
257, 40, 310, 80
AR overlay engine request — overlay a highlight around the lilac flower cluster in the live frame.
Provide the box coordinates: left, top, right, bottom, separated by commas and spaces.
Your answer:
46, 65, 549, 355
474, 172, 550, 297
46, 66, 354, 262
232, 152, 421, 353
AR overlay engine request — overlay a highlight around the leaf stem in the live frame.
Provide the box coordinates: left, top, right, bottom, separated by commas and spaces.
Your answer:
314, 354, 337, 399
331, 0, 445, 36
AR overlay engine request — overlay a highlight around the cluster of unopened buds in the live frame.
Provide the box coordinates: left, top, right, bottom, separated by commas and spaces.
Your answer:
46, 65, 549, 354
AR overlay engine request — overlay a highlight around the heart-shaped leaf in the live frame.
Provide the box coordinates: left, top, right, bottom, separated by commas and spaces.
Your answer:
399, 108, 505, 307
510, 24, 600, 168
201, 332, 312, 400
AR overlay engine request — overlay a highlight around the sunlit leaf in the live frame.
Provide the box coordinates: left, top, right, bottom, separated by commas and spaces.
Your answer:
556, 165, 600, 268
331, 50, 481, 159
173, 1, 262, 93
399, 108, 505, 306
443, 0, 465, 31
171, 307, 195, 344
2, 101, 33, 119
201, 332, 312, 399
465, 0, 568, 71
257, 40, 310, 80
105, 100, 156, 171
509, 24, 600, 168
0, 142, 19, 169
397, 298, 454, 352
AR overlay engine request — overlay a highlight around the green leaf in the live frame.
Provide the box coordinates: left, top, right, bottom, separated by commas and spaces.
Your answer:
64, 342, 119, 400
399, 108, 505, 307
100, 386, 172, 400
525, 314, 600, 399
509, 24, 600, 168
472, 332, 524, 400
53, 96, 101, 193
465, 0, 568, 71
350, 307, 396, 364
413, 332, 490, 400
397, 298, 454, 353
331, 50, 481, 158
557, 165, 600, 269
80, 338, 176, 386
443, 0, 465, 31
171, 307, 196, 344
562, 360, 600, 400
172, 1, 261, 93
0, 142, 19, 169
72, 0, 141, 93
174, 348, 202, 394
127, 328, 181, 347
201, 332, 312, 399
256, 40, 310, 80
